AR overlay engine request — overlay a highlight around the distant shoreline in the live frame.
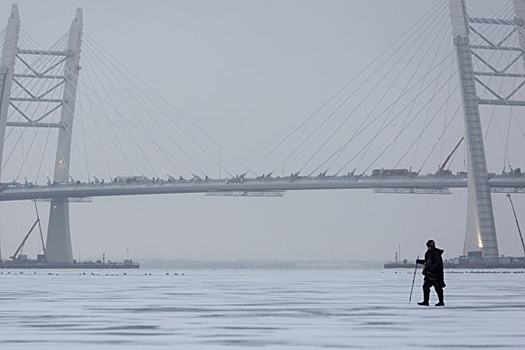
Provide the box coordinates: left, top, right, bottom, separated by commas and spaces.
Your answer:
139, 259, 385, 270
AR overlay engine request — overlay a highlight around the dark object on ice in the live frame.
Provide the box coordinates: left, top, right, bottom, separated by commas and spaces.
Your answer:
416, 240, 445, 306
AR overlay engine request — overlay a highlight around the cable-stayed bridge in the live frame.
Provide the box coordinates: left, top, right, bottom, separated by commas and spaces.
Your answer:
1, 1, 525, 263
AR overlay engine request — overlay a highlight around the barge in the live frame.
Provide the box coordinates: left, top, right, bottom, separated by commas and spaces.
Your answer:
0, 254, 139, 269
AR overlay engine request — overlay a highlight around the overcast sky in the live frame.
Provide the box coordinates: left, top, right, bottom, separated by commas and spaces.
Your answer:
1, 0, 524, 263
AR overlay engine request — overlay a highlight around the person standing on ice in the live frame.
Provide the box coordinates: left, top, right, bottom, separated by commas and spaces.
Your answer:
415, 239, 445, 306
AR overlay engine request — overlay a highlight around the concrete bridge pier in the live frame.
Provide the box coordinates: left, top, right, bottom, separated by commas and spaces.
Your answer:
45, 9, 83, 263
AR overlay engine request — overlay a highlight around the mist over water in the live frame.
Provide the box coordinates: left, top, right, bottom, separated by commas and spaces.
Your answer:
1, 268, 524, 349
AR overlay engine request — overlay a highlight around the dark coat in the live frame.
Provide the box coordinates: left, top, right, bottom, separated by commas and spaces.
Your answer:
417, 247, 445, 287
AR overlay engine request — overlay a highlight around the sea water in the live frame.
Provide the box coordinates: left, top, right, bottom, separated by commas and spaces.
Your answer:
0, 268, 524, 349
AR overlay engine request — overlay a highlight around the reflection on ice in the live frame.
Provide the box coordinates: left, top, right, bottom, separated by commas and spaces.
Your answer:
0, 269, 524, 349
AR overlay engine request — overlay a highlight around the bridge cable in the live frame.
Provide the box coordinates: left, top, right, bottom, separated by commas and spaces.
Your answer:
330, 2, 453, 176
293, 1, 450, 175
80, 41, 170, 178
83, 34, 244, 178
83, 34, 232, 178
82, 38, 197, 178
255, 0, 446, 173
306, 3, 451, 176
406, 8, 457, 172
332, 51, 458, 176
360, 58, 460, 175
329, 6, 455, 175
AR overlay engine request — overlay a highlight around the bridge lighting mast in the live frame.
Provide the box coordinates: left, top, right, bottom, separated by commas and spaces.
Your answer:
449, 0, 499, 257
46, 9, 83, 263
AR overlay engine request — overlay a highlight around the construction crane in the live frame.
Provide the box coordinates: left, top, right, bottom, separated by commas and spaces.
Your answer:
507, 194, 525, 258
10, 202, 46, 260
436, 137, 464, 176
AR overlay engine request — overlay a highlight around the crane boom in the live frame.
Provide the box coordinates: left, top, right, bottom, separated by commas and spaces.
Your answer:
437, 137, 464, 175
507, 194, 525, 258
10, 218, 39, 259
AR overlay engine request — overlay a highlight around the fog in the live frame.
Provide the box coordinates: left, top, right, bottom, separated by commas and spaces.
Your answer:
1, 0, 524, 264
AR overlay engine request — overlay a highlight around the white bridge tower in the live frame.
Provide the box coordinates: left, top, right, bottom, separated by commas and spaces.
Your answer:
450, 0, 525, 258
0, 5, 82, 263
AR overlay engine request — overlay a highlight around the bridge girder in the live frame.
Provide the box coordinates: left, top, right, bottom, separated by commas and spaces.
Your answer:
1, 175, 525, 202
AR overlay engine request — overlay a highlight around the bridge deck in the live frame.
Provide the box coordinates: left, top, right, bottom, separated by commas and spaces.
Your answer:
1, 175, 525, 201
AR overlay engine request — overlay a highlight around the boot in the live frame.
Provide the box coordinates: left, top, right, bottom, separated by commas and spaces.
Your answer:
418, 289, 430, 306
435, 288, 444, 306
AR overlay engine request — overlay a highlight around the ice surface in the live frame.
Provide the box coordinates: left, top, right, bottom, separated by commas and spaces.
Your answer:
0, 268, 524, 349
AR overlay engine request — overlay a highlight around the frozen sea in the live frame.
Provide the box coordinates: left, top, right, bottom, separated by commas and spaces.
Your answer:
1, 268, 524, 349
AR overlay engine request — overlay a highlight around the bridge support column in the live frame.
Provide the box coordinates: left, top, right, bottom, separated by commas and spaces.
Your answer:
449, 0, 499, 257
0, 5, 20, 180
46, 198, 73, 262
0, 6, 19, 261
45, 9, 83, 263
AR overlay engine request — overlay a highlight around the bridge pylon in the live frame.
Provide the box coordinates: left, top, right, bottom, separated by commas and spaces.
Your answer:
0, 5, 19, 172
449, 0, 525, 258
0, 5, 82, 263
45, 9, 83, 263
